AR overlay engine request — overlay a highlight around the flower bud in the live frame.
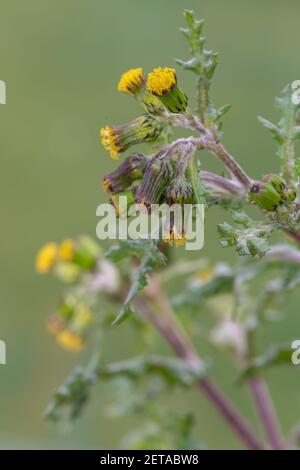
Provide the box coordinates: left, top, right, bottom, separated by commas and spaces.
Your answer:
147, 67, 188, 113
249, 181, 281, 211
102, 154, 145, 194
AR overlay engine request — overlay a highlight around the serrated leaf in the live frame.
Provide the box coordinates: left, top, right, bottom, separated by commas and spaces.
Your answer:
99, 356, 208, 386
178, 10, 229, 127
45, 365, 97, 422
215, 104, 231, 122
258, 116, 283, 144
109, 241, 166, 325
218, 211, 277, 258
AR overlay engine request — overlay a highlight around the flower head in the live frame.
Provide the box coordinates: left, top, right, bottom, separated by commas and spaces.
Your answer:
58, 239, 75, 262
135, 158, 174, 208
147, 67, 177, 96
118, 68, 145, 95
100, 126, 122, 160
147, 67, 188, 113
36, 242, 58, 273
103, 153, 145, 194
100, 115, 165, 160
57, 329, 84, 352
166, 177, 193, 205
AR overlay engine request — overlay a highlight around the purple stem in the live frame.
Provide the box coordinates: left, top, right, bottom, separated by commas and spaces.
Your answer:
249, 377, 285, 450
134, 297, 263, 450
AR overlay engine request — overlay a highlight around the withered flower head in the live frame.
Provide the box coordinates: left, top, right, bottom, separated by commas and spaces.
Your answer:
102, 153, 145, 194
135, 158, 174, 208
166, 176, 193, 205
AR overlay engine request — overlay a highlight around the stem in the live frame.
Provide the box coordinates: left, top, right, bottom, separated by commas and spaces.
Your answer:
133, 296, 263, 450
248, 376, 285, 449
188, 151, 206, 205
264, 244, 300, 264
200, 170, 246, 196
205, 141, 253, 188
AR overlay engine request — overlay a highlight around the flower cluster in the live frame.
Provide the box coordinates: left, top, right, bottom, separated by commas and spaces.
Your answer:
36, 236, 101, 282
100, 67, 194, 245
47, 297, 93, 352
100, 67, 188, 160
36, 236, 121, 351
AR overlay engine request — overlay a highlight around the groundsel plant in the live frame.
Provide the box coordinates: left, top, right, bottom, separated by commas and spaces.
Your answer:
36, 11, 300, 450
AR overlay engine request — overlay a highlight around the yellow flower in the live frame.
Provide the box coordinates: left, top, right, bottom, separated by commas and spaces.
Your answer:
100, 116, 165, 160
57, 329, 84, 352
147, 67, 177, 96
118, 68, 144, 95
163, 227, 187, 247
36, 242, 58, 273
147, 67, 187, 113
59, 239, 75, 261
100, 126, 121, 160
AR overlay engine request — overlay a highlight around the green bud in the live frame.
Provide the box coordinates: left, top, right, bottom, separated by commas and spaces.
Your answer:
249, 182, 281, 211
54, 262, 81, 283
262, 173, 297, 203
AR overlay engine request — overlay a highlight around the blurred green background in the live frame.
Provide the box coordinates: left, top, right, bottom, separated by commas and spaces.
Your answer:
0, 0, 299, 449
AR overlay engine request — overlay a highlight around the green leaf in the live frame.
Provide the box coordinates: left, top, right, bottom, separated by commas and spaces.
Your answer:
98, 356, 208, 386
177, 10, 229, 128
218, 211, 278, 258
258, 116, 283, 144
45, 365, 97, 422
239, 343, 294, 381
107, 240, 166, 325
259, 84, 300, 183
172, 264, 234, 311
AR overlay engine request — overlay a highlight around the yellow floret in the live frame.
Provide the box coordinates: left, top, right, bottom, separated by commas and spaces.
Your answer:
100, 127, 121, 160
163, 227, 187, 247
36, 242, 58, 273
118, 68, 144, 94
57, 330, 84, 352
102, 178, 111, 192
59, 239, 75, 261
147, 67, 177, 96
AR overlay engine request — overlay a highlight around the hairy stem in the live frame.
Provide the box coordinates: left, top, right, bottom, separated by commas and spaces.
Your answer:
200, 170, 246, 196
249, 376, 285, 449
133, 295, 263, 450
